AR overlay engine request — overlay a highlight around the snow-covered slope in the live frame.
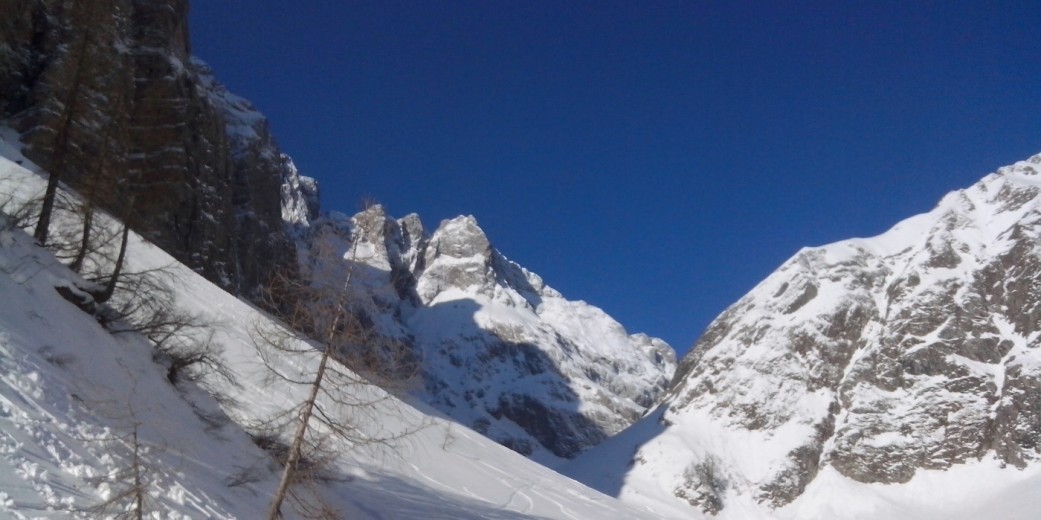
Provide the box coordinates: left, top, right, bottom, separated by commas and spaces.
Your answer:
1, 0, 670, 470
565, 153, 1041, 518
0, 134, 682, 519
298, 206, 676, 463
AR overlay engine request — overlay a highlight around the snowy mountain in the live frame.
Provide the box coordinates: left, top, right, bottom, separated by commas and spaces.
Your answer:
0, 136, 682, 520
18, 2, 1041, 518
0, 0, 672, 470
298, 205, 676, 463
564, 154, 1041, 518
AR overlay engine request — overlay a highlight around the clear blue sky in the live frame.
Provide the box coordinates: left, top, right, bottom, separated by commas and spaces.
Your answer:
190, 1, 1041, 355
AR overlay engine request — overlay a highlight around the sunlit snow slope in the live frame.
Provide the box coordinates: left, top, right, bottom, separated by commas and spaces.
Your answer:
565, 153, 1041, 519
0, 132, 683, 519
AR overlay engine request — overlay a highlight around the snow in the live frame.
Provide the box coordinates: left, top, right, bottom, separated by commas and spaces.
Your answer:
0, 131, 675, 519
308, 202, 676, 463
7, 104, 1040, 518
777, 462, 1041, 520
568, 404, 1041, 520
565, 151, 1041, 519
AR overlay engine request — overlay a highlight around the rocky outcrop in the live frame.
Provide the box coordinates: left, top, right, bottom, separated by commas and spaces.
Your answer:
299, 207, 676, 461
566, 153, 1041, 515
0, 0, 669, 467
0, 0, 315, 293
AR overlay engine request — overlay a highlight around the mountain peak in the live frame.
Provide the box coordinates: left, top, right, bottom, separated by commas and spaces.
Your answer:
298, 206, 676, 461
429, 215, 492, 260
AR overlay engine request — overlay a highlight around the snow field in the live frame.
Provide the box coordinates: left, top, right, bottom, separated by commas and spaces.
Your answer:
0, 131, 676, 519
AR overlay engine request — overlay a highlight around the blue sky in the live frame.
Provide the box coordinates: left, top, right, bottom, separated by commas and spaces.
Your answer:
190, 1, 1041, 355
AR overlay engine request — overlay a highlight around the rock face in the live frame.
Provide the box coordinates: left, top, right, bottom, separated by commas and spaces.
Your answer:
0, 0, 315, 293
0, 1, 668, 463
565, 153, 1041, 514
300, 207, 676, 462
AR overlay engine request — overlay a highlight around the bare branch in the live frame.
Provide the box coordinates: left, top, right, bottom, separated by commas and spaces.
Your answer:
250, 203, 422, 519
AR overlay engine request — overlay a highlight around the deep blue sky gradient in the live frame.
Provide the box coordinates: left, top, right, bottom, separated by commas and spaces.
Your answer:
190, 1, 1041, 355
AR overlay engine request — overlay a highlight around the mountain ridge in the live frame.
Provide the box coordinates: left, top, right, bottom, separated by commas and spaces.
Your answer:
0, 140, 681, 519
11, 3, 1041, 519
298, 205, 677, 462
566, 152, 1041, 518
0, 0, 677, 466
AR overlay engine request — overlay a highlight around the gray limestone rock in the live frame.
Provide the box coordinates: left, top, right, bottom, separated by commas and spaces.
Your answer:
300, 209, 677, 461
577, 153, 1041, 515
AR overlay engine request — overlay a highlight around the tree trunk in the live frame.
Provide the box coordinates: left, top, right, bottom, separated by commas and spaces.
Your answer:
263, 233, 360, 519
69, 203, 93, 272
131, 424, 144, 520
265, 346, 332, 520
70, 127, 110, 273
33, 175, 62, 246
95, 221, 128, 304
33, 7, 94, 246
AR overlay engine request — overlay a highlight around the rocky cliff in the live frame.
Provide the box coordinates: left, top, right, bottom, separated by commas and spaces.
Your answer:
0, 0, 673, 464
300, 206, 677, 462
0, 0, 315, 293
565, 153, 1041, 515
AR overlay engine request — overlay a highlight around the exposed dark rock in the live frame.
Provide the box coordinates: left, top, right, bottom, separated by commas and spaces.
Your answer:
497, 393, 605, 459
54, 284, 96, 315
783, 282, 818, 314
674, 456, 727, 515
0, 0, 311, 294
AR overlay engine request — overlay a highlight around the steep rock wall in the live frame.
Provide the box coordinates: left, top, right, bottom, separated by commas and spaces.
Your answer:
0, 0, 312, 292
